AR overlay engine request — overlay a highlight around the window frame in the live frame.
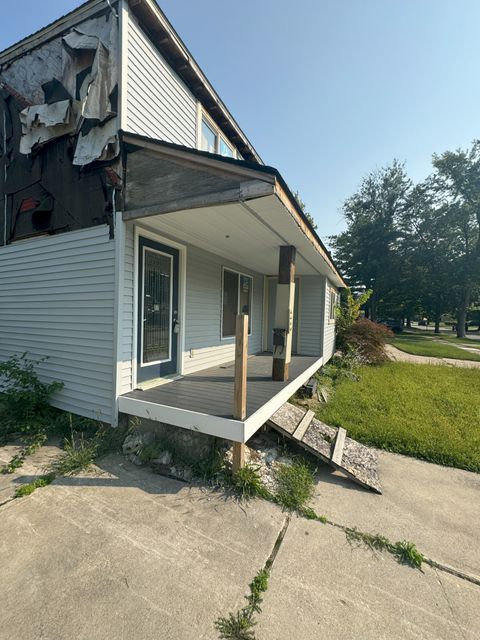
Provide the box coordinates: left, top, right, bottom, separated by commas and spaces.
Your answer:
221, 266, 254, 339
329, 288, 338, 323
198, 106, 239, 159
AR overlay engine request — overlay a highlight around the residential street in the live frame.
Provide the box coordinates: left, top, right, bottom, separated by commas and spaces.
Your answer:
0, 448, 478, 640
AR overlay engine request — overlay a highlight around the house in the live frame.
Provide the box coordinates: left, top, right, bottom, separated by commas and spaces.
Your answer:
0, 0, 344, 456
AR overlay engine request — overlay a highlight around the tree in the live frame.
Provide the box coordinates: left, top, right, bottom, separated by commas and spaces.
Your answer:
330, 160, 412, 320
431, 142, 480, 337
397, 180, 455, 333
292, 190, 317, 230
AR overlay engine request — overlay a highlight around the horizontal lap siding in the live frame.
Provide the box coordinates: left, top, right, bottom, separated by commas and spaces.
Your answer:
298, 276, 324, 356
323, 279, 337, 362
0, 226, 115, 422
119, 224, 134, 394
183, 245, 264, 374
126, 16, 197, 147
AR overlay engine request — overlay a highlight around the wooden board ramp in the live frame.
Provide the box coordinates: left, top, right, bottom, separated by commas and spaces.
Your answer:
267, 402, 381, 494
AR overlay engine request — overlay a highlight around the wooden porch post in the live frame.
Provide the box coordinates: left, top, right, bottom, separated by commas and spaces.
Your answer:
232, 314, 248, 471
272, 246, 296, 381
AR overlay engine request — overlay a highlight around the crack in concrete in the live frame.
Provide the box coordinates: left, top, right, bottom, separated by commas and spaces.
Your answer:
434, 568, 468, 640
264, 515, 291, 573
313, 515, 480, 588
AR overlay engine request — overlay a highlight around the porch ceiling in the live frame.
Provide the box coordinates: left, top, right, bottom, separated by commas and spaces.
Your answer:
133, 197, 321, 276
122, 133, 345, 285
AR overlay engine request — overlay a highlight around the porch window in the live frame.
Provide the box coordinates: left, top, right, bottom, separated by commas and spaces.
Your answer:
222, 268, 253, 338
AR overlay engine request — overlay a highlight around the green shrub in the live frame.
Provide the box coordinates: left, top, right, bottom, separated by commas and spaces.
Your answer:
0, 353, 63, 434
342, 318, 392, 364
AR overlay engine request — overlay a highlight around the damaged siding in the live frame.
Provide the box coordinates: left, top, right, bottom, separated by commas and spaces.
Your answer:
0, 9, 121, 246
126, 15, 197, 147
298, 276, 324, 357
0, 226, 116, 422
1, 10, 119, 165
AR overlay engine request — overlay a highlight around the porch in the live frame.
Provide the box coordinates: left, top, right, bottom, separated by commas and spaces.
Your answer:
118, 353, 322, 443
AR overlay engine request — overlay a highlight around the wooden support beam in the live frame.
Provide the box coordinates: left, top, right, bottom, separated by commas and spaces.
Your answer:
233, 314, 248, 420
232, 442, 246, 473
232, 314, 248, 472
272, 246, 296, 382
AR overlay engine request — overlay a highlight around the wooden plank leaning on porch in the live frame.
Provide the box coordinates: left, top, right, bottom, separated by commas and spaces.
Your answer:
232, 314, 248, 472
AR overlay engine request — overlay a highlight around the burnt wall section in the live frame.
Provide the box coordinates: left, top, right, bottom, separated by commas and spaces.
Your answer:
0, 7, 122, 245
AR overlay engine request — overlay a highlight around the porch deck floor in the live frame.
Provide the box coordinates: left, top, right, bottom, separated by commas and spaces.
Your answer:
122, 354, 319, 420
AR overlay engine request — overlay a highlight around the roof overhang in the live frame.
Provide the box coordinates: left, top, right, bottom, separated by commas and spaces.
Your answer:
121, 132, 345, 286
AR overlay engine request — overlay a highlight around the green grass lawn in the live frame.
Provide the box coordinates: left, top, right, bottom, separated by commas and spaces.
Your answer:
391, 334, 480, 361
408, 328, 480, 349
317, 362, 480, 472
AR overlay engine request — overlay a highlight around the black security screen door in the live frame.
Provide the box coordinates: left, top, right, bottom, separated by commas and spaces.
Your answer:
137, 237, 179, 382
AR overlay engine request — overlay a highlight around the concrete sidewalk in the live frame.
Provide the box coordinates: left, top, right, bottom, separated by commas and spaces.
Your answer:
0, 451, 478, 639
386, 343, 480, 368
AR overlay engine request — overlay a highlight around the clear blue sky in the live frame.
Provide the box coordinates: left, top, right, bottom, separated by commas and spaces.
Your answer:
1, 0, 480, 239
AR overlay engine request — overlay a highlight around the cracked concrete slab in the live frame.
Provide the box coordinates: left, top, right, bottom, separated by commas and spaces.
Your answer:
0, 440, 62, 504
0, 448, 478, 639
310, 450, 480, 578
0, 454, 283, 640
258, 517, 480, 640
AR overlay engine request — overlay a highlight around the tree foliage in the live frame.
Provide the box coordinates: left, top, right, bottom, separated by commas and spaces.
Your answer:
331, 142, 480, 336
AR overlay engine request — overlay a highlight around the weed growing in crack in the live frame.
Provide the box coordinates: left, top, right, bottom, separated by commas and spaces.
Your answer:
48, 432, 100, 476
229, 464, 272, 501
215, 567, 270, 640
14, 473, 56, 498
344, 526, 425, 569
1, 432, 47, 474
273, 459, 315, 512
391, 540, 425, 569
215, 608, 256, 640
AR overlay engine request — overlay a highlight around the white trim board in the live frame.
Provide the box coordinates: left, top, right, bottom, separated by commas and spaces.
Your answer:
244, 356, 323, 440
117, 395, 245, 441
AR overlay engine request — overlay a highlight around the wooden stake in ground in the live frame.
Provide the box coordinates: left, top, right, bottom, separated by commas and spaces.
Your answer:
272, 245, 296, 381
232, 314, 248, 471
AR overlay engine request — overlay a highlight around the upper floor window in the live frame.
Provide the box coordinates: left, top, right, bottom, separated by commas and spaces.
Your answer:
219, 136, 235, 158
199, 110, 238, 158
201, 118, 216, 154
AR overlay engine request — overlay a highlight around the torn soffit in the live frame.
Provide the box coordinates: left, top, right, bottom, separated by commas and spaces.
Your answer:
2, 11, 119, 166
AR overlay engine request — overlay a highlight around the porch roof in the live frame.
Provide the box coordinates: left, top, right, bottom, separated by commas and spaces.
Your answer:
118, 354, 322, 443
121, 131, 345, 286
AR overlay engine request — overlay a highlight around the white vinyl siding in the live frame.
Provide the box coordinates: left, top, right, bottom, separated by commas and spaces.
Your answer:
298, 276, 324, 357
183, 245, 263, 374
126, 14, 197, 147
323, 279, 337, 362
0, 226, 116, 422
